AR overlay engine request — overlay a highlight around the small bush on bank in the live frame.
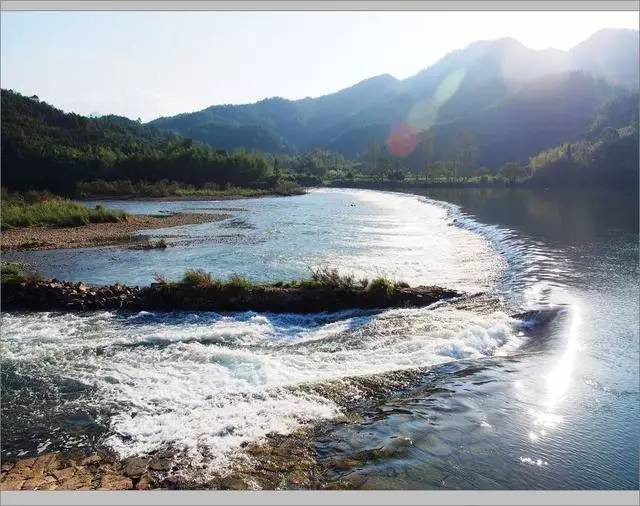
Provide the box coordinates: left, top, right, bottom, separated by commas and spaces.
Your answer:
226, 273, 252, 291
367, 277, 397, 298
181, 268, 219, 288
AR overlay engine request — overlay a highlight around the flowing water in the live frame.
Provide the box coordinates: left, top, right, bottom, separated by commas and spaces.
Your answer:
2, 188, 638, 489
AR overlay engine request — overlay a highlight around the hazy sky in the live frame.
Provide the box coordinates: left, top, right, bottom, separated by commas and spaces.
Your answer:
1, 10, 638, 121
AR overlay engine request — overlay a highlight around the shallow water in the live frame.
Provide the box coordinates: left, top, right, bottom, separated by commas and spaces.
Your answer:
2, 188, 638, 489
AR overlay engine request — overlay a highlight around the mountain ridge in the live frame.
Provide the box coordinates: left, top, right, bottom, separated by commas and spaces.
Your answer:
148, 28, 638, 161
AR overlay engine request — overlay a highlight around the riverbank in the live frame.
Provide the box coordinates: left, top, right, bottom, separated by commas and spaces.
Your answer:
0, 212, 230, 251
80, 191, 305, 202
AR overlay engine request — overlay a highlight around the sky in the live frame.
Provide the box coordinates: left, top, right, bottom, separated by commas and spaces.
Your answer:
1, 10, 638, 121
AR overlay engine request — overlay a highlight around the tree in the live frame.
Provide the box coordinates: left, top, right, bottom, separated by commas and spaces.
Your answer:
498, 162, 528, 183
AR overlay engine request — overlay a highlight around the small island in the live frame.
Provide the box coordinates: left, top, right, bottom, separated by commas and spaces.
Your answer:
1, 265, 460, 313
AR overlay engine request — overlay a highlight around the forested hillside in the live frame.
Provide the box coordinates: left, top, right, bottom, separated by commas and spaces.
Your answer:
1, 90, 272, 194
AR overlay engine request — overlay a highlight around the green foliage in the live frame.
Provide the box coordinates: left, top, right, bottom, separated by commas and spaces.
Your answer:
498, 162, 529, 183
1, 89, 276, 195
75, 179, 303, 198
527, 117, 639, 186
226, 273, 252, 291
1, 190, 128, 228
1, 261, 41, 284
174, 267, 408, 301
181, 269, 220, 288
366, 277, 397, 298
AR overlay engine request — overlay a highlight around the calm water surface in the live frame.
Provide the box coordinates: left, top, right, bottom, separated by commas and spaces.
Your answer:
2, 188, 638, 489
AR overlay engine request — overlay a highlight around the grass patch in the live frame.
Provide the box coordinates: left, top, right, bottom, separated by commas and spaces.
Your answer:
1, 261, 41, 284
1, 190, 128, 229
181, 268, 220, 288
174, 266, 408, 299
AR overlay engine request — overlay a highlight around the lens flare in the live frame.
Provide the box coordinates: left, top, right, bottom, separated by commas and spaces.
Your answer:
387, 123, 417, 157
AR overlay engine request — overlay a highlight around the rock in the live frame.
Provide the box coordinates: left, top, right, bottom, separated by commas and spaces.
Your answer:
330, 457, 361, 471
52, 467, 75, 482
136, 473, 154, 490
12, 457, 36, 471
79, 454, 102, 466
100, 473, 133, 490
32, 453, 58, 473
149, 457, 172, 472
57, 468, 92, 490
21, 474, 57, 490
123, 457, 148, 478
0, 478, 25, 490
218, 475, 249, 490
0, 462, 14, 473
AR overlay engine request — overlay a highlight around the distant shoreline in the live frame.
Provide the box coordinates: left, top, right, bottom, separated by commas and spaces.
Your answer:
0, 212, 231, 252
79, 191, 306, 202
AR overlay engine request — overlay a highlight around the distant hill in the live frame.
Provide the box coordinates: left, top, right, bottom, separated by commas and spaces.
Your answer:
0, 89, 271, 194
149, 29, 639, 164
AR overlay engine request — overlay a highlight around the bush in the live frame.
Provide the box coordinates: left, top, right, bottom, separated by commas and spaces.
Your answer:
226, 273, 252, 291
310, 267, 355, 290
367, 277, 397, 298
181, 268, 219, 288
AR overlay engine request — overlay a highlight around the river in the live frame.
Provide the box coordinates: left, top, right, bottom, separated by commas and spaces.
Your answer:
2, 187, 638, 489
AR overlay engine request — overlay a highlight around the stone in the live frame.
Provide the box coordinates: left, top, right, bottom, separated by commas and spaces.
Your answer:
12, 457, 36, 470
32, 453, 57, 473
136, 473, 154, 490
21, 474, 56, 490
1, 462, 14, 473
0, 478, 25, 490
79, 454, 102, 466
124, 457, 148, 478
330, 457, 361, 471
57, 468, 92, 490
100, 473, 133, 490
52, 467, 75, 482
149, 457, 172, 472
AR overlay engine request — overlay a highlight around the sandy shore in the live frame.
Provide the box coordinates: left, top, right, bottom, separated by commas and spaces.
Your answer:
1, 212, 230, 252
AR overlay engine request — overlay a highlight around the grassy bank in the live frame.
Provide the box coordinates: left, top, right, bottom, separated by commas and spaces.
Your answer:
1, 189, 128, 229
75, 179, 305, 199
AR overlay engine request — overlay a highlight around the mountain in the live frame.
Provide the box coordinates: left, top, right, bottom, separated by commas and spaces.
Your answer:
148, 29, 639, 164
568, 29, 640, 89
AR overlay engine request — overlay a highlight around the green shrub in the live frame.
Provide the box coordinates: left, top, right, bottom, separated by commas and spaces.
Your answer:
182, 268, 219, 288
310, 267, 355, 290
226, 273, 252, 291
367, 277, 397, 298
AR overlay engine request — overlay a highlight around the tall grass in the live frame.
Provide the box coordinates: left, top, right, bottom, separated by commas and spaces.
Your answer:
1, 190, 128, 229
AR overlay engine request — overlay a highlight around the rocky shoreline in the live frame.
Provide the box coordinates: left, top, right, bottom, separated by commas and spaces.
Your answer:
1, 278, 460, 313
0, 212, 230, 252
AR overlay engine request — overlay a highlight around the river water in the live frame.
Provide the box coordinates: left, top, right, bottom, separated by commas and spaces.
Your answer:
2, 188, 638, 489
